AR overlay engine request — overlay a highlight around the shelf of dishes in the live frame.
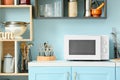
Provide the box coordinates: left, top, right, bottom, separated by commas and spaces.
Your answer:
0, 5, 33, 41
0, 21, 32, 41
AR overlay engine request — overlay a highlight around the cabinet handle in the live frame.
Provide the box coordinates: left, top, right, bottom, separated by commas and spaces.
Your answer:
74, 72, 77, 80
66, 72, 70, 80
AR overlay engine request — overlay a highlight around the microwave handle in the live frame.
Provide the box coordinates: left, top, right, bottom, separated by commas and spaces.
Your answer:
74, 72, 77, 80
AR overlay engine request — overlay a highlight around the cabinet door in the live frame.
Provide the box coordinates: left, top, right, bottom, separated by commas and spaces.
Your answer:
29, 67, 71, 80
72, 67, 115, 80
116, 67, 120, 80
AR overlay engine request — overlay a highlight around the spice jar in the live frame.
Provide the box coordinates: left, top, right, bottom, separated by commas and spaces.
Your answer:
3, 0, 14, 5
68, 0, 78, 17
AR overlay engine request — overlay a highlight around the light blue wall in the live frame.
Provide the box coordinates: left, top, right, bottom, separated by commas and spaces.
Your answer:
0, 0, 119, 80
31, 0, 120, 60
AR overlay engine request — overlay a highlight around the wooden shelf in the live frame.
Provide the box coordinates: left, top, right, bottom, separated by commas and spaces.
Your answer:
0, 5, 33, 77
0, 73, 28, 76
34, 0, 106, 19
0, 5, 32, 8
0, 39, 32, 41
35, 17, 107, 19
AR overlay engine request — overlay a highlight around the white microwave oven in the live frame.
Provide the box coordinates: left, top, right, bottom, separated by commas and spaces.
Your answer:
64, 35, 109, 60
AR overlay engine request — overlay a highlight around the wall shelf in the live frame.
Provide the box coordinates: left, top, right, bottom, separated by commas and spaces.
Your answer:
33, 0, 107, 19
0, 5, 32, 8
0, 73, 28, 76
0, 5, 33, 76
0, 39, 33, 42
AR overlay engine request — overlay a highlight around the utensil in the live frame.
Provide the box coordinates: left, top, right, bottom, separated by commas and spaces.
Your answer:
96, 2, 105, 9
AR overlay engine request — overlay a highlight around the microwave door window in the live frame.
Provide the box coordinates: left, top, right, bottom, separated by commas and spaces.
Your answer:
69, 40, 95, 55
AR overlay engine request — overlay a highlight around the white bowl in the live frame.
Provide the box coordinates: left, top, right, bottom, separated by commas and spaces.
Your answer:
4, 21, 29, 39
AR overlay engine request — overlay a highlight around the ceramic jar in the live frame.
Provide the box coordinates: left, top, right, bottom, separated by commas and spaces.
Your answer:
19, 0, 30, 5
68, 0, 78, 17
91, 9, 102, 17
3, 53, 14, 73
3, 0, 14, 5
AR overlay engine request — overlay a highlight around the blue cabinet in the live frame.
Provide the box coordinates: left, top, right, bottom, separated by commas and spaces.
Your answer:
116, 67, 120, 80
29, 61, 115, 80
29, 66, 115, 80
116, 62, 120, 80
29, 67, 71, 80
72, 67, 115, 80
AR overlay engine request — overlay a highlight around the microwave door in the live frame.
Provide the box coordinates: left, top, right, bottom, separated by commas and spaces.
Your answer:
68, 40, 101, 60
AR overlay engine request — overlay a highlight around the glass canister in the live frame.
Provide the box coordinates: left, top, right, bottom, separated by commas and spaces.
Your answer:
3, 0, 14, 5
68, 0, 78, 17
44, 4, 54, 17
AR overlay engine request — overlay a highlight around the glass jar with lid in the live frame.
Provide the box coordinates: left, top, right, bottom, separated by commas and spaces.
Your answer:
68, 0, 78, 17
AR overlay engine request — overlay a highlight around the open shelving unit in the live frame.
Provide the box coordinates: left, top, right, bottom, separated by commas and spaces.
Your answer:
0, 5, 33, 76
0, 41, 29, 76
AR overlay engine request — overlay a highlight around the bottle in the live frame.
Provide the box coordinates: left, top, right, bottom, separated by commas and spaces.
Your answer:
84, 0, 91, 17
68, 0, 77, 17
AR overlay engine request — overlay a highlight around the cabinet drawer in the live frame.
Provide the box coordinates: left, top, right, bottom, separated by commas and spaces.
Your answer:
72, 67, 115, 80
29, 67, 71, 80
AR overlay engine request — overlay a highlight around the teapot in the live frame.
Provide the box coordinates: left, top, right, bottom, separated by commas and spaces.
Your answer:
3, 53, 14, 73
